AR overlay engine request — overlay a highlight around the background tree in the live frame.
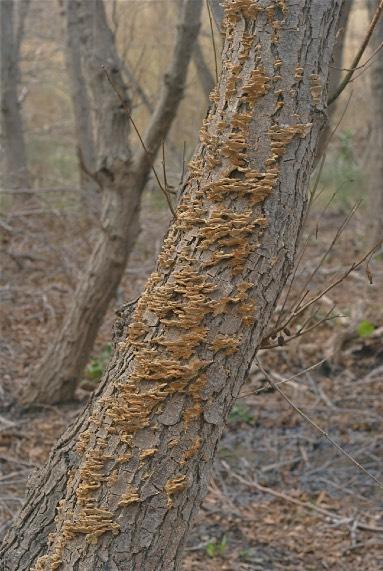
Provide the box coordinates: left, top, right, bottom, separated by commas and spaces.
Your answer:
315, 0, 352, 163
0, 0, 30, 191
20, 0, 202, 406
1, 1, 345, 569
367, 0, 383, 245
61, 0, 98, 209
193, 40, 215, 102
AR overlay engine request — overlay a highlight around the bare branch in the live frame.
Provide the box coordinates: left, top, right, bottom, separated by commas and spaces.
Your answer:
264, 241, 381, 344
328, 0, 383, 105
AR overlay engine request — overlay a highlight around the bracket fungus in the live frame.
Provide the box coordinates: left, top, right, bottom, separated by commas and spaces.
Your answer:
30, 2, 317, 568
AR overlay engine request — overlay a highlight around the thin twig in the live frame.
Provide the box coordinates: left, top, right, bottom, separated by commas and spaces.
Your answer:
267, 204, 366, 341
160, 141, 176, 195
274, 189, 336, 333
0, 188, 78, 194
180, 141, 186, 186
296, 201, 361, 308
309, 152, 327, 206
330, 40, 383, 73
265, 201, 364, 339
161, 140, 169, 194
240, 358, 327, 398
261, 311, 341, 350
254, 358, 383, 490
274, 91, 352, 333
222, 461, 383, 533
328, 0, 383, 105
348, 52, 382, 84
77, 146, 103, 191
327, 90, 353, 146
284, 241, 381, 332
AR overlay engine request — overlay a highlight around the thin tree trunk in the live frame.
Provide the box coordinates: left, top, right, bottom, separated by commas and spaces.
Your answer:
208, 0, 224, 30
0, 0, 30, 191
19, 0, 202, 406
122, 60, 154, 114
193, 39, 215, 100
367, 0, 383, 245
61, 0, 99, 209
315, 0, 352, 163
2, 1, 344, 569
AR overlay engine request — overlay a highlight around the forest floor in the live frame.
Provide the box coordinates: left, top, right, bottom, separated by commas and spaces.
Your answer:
0, 193, 382, 570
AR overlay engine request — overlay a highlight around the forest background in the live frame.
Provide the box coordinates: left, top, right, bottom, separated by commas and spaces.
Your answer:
0, 1, 382, 569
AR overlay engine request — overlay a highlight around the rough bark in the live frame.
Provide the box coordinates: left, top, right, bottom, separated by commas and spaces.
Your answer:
1, 1, 344, 569
19, 0, 202, 406
0, 0, 30, 190
61, 0, 99, 208
367, 0, 383, 245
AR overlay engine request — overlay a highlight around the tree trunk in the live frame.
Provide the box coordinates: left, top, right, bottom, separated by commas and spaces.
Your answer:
61, 0, 99, 209
2, 1, 344, 569
208, 0, 224, 30
367, 0, 383, 245
314, 0, 352, 163
0, 0, 30, 191
19, 0, 202, 406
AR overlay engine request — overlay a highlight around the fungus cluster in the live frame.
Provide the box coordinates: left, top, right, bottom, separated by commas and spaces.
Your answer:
164, 475, 187, 508
309, 73, 322, 105
31, 2, 316, 568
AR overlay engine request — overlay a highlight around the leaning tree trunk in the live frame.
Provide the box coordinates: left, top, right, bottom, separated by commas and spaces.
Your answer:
20, 0, 202, 406
367, 0, 383, 245
0, 0, 30, 191
2, 0, 344, 569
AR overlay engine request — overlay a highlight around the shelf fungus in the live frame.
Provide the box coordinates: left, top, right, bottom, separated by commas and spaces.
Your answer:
118, 486, 141, 507
30, 2, 323, 568
309, 74, 321, 106
242, 67, 271, 103
295, 64, 304, 82
225, 62, 242, 98
139, 448, 158, 460
212, 334, 241, 356
164, 475, 188, 508
180, 436, 201, 465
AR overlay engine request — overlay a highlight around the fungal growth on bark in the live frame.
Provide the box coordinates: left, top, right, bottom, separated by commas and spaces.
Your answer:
2, 1, 344, 569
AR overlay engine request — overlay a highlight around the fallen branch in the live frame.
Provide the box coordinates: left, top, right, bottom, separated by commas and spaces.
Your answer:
221, 461, 383, 533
